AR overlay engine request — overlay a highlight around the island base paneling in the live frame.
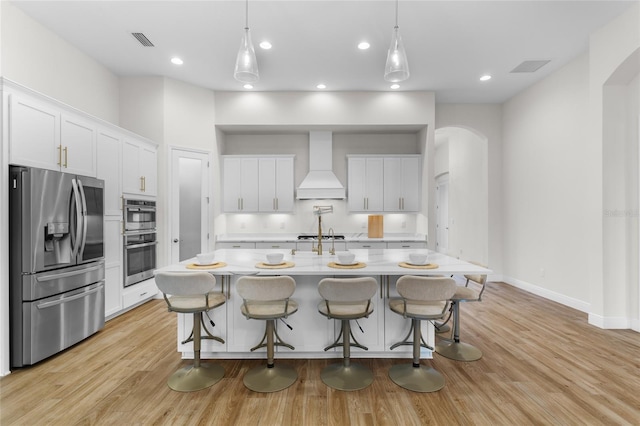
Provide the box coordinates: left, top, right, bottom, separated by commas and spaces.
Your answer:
176, 274, 435, 360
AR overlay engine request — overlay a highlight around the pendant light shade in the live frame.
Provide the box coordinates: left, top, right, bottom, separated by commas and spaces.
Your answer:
384, 0, 410, 82
234, 0, 259, 83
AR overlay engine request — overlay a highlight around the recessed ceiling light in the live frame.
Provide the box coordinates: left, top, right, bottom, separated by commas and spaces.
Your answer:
171, 57, 183, 65
259, 41, 272, 50
390, 84, 400, 89
243, 84, 253, 89
358, 42, 370, 50
316, 84, 327, 89
480, 74, 492, 81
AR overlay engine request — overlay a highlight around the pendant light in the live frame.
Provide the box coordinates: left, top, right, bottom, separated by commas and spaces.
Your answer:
384, 0, 410, 82
234, 0, 259, 83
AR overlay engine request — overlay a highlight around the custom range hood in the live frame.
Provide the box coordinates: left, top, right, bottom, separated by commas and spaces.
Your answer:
296, 131, 346, 199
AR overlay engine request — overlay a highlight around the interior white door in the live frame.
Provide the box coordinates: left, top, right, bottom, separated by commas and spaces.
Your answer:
436, 175, 449, 254
170, 148, 210, 263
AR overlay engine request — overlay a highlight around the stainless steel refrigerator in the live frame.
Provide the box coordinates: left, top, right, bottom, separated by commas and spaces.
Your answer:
9, 165, 106, 368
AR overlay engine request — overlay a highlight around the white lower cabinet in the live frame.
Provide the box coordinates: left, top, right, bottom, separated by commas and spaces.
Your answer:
215, 242, 256, 249
347, 241, 386, 250
122, 278, 158, 309
386, 241, 427, 249
255, 242, 296, 250
103, 218, 123, 318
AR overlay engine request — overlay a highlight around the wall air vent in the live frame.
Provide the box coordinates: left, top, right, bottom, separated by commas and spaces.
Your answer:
510, 60, 550, 73
132, 32, 154, 47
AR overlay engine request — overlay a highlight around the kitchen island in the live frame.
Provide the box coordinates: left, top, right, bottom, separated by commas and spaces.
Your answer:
156, 249, 491, 360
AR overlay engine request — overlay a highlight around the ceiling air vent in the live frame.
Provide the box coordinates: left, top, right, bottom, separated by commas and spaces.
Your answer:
132, 32, 154, 47
510, 60, 550, 73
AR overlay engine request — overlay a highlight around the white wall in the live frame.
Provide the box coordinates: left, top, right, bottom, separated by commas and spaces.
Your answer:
435, 104, 503, 273
213, 91, 435, 239
589, 3, 640, 328
434, 127, 488, 265
0, 2, 119, 124
502, 53, 591, 311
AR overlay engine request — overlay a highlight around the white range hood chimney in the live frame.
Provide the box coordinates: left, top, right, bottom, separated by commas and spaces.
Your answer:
296, 131, 346, 199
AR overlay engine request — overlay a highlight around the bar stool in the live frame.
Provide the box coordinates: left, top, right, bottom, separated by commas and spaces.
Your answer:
388, 276, 456, 392
236, 275, 298, 393
317, 277, 378, 391
154, 271, 226, 392
436, 264, 488, 361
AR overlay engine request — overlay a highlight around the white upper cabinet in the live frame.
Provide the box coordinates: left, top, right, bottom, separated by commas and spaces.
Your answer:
122, 138, 157, 197
349, 155, 421, 213
383, 156, 421, 212
96, 128, 122, 216
6, 91, 98, 176
223, 156, 259, 212
60, 113, 97, 177
7, 93, 60, 171
224, 156, 293, 213
258, 156, 294, 212
347, 156, 384, 212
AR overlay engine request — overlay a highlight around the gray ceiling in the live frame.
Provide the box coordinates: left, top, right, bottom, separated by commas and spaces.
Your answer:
12, 0, 637, 103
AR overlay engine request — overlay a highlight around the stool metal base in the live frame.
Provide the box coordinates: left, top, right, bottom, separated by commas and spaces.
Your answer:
389, 364, 445, 393
243, 364, 297, 393
321, 363, 373, 391
435, 341, 482, 361
167, 363, 225, 392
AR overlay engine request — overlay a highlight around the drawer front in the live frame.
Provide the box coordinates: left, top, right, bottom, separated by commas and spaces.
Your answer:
386, 241, 427, 249
122, 279, 157, 308
347, 241, 386, 250
255, 242, 297, 250
216, 242, 256, 249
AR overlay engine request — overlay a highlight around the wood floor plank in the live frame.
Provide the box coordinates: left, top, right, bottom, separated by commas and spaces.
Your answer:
2, 282, 640, 425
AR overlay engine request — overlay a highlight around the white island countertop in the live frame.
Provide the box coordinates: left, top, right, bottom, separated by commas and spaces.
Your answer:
157, 248, 489, 277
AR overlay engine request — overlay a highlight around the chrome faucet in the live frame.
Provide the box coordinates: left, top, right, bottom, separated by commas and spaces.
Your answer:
328, 227, 336, 255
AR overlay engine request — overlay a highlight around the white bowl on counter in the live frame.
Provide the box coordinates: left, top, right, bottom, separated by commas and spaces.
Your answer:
337, 252, 356, 265
409, 253, 428, 265
266, 253, 285, 265
196, 253, 215, 265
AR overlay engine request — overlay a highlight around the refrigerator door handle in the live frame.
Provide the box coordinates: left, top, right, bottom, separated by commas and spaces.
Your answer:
77, 179, 88, 258
37, 263, 104, 281
70, 179, 83, 259
36, 282, 104, 309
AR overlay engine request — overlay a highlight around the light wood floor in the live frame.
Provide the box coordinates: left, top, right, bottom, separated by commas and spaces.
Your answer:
2, 282, 640, 425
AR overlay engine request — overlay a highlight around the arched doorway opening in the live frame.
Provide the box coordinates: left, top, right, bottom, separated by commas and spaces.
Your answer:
434, 126, 489, 264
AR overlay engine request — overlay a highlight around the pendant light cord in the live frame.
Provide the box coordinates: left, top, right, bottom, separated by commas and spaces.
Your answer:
394, 0, 399, 29
245, 0, 249, 30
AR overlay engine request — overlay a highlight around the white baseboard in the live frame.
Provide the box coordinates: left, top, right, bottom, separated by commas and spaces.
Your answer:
497, 275, 639, 331
498, 275, 590, 313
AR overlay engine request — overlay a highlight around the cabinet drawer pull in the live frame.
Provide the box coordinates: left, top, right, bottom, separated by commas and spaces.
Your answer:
63, 146, 68, 168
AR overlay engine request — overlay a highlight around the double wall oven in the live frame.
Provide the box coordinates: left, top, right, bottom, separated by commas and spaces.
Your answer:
123, 199, 157, 287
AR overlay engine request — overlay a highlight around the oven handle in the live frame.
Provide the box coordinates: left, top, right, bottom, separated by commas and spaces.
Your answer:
125, 207, 156, 212
125, 241, 159, 250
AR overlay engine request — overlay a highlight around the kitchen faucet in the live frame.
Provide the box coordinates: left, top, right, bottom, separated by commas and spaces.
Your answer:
312, 205, 333, 255
328, 227, 336, 255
